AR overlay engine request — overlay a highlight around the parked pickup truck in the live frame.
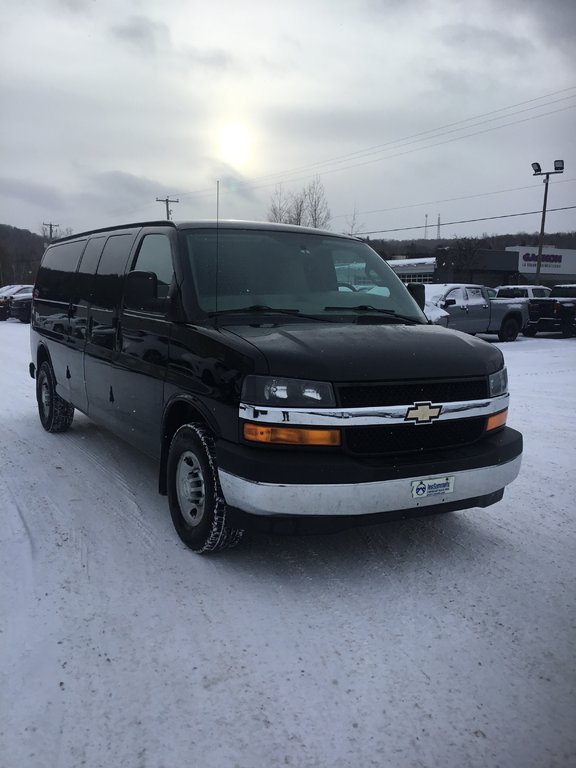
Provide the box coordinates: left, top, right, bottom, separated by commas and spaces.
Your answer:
523, 284, 576, 337
424, 283, 529, 341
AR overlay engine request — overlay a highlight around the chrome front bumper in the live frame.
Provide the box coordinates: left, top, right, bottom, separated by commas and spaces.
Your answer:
218, 455, 522, 518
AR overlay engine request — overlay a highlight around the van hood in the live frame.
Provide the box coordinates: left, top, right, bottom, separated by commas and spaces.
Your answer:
222, 322, 503, 381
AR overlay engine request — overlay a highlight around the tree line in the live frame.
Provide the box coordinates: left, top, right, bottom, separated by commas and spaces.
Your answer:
1, 205, 575, 287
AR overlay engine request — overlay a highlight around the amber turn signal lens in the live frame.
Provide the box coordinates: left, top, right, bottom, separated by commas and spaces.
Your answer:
243, 422, 341, 446
486, 409, 508, 431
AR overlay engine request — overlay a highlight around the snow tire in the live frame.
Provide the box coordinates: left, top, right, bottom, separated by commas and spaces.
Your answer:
36, 361, 75, 433
498, 317, 520, 342
167, 423, 244, 553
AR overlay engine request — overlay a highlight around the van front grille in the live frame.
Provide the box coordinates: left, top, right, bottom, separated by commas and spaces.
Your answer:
336, 378, 488, 408
344, 417, 487, 455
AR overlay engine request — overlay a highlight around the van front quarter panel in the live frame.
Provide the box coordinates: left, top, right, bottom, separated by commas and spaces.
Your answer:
31, 220, 523, 553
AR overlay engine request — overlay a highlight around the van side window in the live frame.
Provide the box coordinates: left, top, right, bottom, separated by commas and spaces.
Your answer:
36, 240, 87, 303
92, 234, 134, 310
132, 235, 173, 286
126, 234, 174, 311
72, 236, 106, 305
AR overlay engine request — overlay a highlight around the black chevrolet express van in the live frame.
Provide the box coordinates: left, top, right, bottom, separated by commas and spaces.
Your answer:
30, 220, 523, 552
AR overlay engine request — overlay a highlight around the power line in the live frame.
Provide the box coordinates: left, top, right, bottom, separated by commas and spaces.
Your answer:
169, 86, 576, 200
248, 94, 576, 181
331, 178, 576, 220
106, 86, 576, 224
355, 205, 576, 236
171, 101, 575, 204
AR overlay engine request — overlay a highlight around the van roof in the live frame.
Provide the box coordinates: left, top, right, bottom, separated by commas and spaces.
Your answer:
52, 219, 352, 243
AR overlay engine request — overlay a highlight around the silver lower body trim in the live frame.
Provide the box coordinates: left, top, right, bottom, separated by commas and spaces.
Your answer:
218, 456, 522, 517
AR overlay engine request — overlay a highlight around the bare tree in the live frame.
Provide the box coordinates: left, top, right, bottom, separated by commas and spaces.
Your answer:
304, 176, 330, 229
287, 191, 307, 225
267, 185, 291, 223
344, 204, 364, 236
266, 176, 330, 229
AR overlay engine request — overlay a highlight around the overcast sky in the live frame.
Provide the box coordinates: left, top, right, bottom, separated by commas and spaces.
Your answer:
1, 0, 575, 240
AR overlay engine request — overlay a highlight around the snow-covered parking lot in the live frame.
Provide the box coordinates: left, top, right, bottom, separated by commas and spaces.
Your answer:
1, 320, 575, 768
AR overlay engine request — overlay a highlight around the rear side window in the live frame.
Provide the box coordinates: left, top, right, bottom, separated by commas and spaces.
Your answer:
36, 240, 87, 303
72, 236, 106, 305
91, 234, 134, 309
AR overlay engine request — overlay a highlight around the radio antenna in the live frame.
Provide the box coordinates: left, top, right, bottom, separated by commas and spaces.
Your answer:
215, 180, 220, 317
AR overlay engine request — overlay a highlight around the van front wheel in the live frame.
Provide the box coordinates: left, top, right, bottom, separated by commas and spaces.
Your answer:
36, 361, 74, 433
167, 424, 244, 553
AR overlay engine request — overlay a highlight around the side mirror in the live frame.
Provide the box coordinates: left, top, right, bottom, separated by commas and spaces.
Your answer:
406, 282, 425, 311
124, 271, 158, 309
443, 298, 456, 307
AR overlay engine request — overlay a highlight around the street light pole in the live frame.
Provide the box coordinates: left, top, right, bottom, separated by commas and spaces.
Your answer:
535, 173, 550, 282
531, 160, 564, 281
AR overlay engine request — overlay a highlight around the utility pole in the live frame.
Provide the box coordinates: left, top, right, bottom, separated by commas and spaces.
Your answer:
156, 196, 179, 220
436, 214, 441, 240
424, 214, 428, 239
43, 222, 59, 242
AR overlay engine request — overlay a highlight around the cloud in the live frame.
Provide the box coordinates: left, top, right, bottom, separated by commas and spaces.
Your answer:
179, 46, 235, 71
109, 14, 234, 71
439, 24, 534, 59
109, 15, 171, 55
0, 177, 65, 211
77, 170, 177, 218
511, 0, 576, 52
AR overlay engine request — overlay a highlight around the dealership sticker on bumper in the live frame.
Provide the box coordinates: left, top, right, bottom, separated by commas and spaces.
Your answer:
411, 476, 455, 499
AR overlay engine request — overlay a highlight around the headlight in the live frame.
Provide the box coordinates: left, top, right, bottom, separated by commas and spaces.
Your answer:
489, 367, 508, 397
241, 375, 336, 407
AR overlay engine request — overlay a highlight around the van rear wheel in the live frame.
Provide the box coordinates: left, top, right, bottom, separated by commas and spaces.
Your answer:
36, 361, 74, 433
167, 424, 244, 553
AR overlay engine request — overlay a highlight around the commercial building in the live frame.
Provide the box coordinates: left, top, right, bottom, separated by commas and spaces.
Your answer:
505, 246, 576, 285
388, 246, 576, 286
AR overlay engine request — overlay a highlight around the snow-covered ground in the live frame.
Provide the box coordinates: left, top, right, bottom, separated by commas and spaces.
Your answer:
1, 319, 575, 768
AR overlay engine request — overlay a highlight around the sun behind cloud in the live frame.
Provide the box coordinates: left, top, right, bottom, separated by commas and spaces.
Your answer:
217, 121, 251, 168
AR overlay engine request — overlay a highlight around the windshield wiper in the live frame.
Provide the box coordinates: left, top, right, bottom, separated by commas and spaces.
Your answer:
323, 305, 421, 324
209, 305, 338, 323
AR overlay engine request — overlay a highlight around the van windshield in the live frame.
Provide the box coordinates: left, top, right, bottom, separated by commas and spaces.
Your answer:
183, 229, 426, 322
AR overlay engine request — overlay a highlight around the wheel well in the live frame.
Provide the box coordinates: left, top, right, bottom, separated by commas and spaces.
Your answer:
36, 344, 51, 373
158, 400, 212, 495
502, 313, 521, 327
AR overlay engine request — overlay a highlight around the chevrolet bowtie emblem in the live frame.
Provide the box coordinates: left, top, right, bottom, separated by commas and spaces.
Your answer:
405, 401, 442, 424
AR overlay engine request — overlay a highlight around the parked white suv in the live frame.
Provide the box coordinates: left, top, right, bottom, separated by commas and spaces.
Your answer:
495, 285, 551, 299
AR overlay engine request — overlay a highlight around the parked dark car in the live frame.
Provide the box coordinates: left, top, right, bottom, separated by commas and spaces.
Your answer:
0, 284, 34, 320
9, 286, 34, 323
